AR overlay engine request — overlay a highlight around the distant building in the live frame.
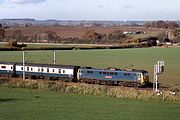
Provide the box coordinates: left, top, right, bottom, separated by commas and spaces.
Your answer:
156, 40, 160, 44
166, 30, 174, 40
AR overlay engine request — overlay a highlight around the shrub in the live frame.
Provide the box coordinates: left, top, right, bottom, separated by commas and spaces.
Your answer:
5, 40, 27, 48
0, 78, 179, 102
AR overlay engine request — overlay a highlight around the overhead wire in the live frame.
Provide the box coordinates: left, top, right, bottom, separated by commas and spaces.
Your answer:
23, 50, 55, 63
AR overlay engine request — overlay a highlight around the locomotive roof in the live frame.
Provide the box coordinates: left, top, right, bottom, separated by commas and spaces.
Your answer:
0, 61, 78, 69
80, 66, 148, 73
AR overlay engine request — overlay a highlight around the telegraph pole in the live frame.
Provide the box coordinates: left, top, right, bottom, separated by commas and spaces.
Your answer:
23, 51, 25, 80
53, 50, 56, 64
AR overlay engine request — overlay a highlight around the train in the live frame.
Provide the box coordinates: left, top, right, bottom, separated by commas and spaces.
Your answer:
0, 61, 150, 87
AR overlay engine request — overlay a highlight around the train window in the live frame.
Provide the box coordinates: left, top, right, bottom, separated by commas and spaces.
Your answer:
21, 67, 23, 70
59, 69, 61, 73
87, 71, 93, 74
52, 69, 55, 73
143, 72, 149, 76
38, 68, 40, 72
47, 68, 49, 73
27, 67, 29, 71
1, 66, 6, 69
99, 72, 102, 74
42, 68, 44, 72
115, 73, 118, 75
31, 68, 33, 71
127, 73, 131, 76
124, 73, 127, 76
137, 74, 141, 77
103, 72, 106, 74
110, 72, 114, 75
11, 66, 13, 69
63, 70, 65, 73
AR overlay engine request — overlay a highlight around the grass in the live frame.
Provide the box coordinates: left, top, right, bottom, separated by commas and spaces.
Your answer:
0, 42, 111, 49
0, 48, 180, 85
1, 78, 180, 102
0, 87, 180, 120
129, 31, 158, 39
0, 47, 180, 85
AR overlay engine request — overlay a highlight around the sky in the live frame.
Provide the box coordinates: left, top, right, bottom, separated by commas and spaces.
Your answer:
0, 0, 180, 21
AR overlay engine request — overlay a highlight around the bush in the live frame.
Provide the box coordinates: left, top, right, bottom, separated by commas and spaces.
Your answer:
5, 40, 27, 48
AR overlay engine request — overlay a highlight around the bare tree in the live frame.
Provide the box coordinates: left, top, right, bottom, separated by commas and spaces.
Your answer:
12, 30, 23, 41
0, 28, 5, 40
82, 30, 102, 40
45, 31, 59, 42
108, 30, 125, 40
0, 24, 2, 28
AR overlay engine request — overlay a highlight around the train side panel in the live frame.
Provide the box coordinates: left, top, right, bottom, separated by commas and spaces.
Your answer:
78, 68, 142, 82
77, 68, 149, 86
0, 63, 14, 76
13, 63, 77, 80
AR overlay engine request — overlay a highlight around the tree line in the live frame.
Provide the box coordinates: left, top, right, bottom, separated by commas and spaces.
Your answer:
145, 20, 179, 29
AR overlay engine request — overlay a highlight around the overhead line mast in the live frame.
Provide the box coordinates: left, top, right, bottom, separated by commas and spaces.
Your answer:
22, 50, 56, 80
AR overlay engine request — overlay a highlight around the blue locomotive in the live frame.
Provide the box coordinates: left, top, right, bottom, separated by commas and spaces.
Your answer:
77, 67, 149, 86
0, 61, 149, 87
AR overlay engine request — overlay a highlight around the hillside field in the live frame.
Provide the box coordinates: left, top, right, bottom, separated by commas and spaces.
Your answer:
0, 87, 180, 120
5, 26, 162, 39
0, 47, 180, 85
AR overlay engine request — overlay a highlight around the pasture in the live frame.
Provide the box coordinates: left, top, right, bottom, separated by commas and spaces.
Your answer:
0, 87, 180, 120
0, 47, 180, 85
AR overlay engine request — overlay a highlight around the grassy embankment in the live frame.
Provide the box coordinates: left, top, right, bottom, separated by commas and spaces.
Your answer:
0, 78, 180, 102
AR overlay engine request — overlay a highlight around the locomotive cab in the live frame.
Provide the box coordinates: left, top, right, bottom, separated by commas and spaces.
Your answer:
141, 71, 149, 85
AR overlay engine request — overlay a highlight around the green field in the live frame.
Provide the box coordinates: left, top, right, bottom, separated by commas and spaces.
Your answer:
129, 31, 158, 39
0, 87, 179, 120
0, 47, 180, 85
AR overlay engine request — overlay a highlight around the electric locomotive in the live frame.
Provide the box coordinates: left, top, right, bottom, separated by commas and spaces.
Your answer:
77, 67, 149, 87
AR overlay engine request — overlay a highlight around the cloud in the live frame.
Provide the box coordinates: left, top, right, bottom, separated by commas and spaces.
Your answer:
98, 5, 104, 8
0, 0, 5, 4
123, 5, 133, 8
7, 0, 46, 4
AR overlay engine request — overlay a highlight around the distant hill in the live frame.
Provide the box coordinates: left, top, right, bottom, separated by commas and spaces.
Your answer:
0, 19, 148, 27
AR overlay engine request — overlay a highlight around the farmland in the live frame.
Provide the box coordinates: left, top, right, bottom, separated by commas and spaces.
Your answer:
0, 47, 180, 85
5, 26, 162, 39
0, 87, 180, 120
2, 25, 166, 45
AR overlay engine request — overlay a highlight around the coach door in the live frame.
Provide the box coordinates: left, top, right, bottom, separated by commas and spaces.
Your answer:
12, 63, 17, 77
73, 66, 80, 82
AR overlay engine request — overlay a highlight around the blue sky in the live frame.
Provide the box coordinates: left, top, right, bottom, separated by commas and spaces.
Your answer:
0, 0, 180, 20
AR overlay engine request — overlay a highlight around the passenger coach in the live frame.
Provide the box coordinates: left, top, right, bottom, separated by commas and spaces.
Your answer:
0, 61, 80, 81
